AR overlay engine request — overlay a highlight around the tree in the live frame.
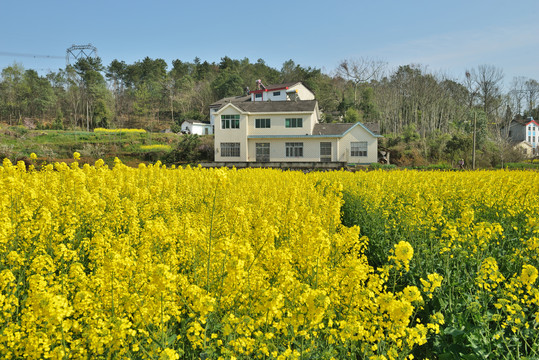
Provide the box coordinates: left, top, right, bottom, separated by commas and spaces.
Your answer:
211, 70, 244, 99
106, 59, 128, 123
336, 57, 386, 104
524, 79, 539, 114
467, 65, 504, 119
74, 57, 109, 131
0, 63, 26, 124
509, 76, 527, 115
358, 86, 378, 121
22, 69, 56, 120
343, 107, 361, 123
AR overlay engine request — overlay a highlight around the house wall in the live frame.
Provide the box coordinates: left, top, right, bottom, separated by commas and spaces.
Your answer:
213, 99, 380, 164
180, 122, 192, 133
515, 142, 534, 157
209, 108, 218, 127
249, 84, 315, 102
214, 106, 248, 161
246, 112, 317, 137
338, 126, 379, 164
509, 123, 526, 142
181, 122, 212, 135
289, 84, 315, 100
247, 138, 338, 162
526, 121, 538, 149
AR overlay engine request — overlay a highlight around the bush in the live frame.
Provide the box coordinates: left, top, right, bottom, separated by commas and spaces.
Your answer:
369, 163, 397, 170
170, 123, 181, 134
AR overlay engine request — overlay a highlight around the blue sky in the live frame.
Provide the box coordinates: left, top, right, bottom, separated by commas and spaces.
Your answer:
1, 0, 538, 88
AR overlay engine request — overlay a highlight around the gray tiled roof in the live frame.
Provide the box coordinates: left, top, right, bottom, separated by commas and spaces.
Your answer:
363, 122, 380, 135
312, 122, 381, 136
234, 100, 317, 113
312, 123, 355, 135
210, 95, 250, 107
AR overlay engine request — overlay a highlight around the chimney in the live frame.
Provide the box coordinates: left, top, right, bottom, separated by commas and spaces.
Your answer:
256, 79, 266, 90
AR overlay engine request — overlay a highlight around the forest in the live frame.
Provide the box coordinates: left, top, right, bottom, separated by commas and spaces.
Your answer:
1, 56, 538, 166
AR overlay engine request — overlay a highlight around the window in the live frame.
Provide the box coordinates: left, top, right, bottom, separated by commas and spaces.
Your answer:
285, 142, 303, 157
255, 118, 271, 128
285, 118, 303, 128
221, 114, 239, 129
351, 141, 368, 157
320, 142, 332, 162
273, 91, 281, 96
220, 143, 240, 157
256, 143, 270, 162
528, 136, 531, 142
255, 93, 262, 99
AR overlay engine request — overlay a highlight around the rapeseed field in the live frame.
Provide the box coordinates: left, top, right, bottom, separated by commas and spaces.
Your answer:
0, 157, 537, 359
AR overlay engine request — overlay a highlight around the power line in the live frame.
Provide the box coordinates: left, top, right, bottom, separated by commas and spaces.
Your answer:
0, 51, 64, 59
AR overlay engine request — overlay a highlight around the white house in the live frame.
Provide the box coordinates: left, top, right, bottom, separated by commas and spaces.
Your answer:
211, 82, 382, 164
180, 120, 213, 135
507, 117, 538, 156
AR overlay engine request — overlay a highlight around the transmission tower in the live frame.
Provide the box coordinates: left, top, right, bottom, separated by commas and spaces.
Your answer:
66, 44, 98, 66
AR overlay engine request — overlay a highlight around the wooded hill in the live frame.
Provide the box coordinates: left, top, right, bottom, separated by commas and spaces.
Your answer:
1, 56, 538, 166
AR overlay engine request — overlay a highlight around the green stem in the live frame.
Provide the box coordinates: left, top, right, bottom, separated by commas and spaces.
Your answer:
206, 184, 218, 293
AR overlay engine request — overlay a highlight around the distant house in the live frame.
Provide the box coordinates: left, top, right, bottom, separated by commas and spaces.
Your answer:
210, 81, 382, 164
514, 141, 534, 157
507, 117, 538, 156
180, 120, 213, 135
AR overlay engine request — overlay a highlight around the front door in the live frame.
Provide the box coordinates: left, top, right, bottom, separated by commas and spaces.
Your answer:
320, 142, 332, 162
256, 143, 270, 162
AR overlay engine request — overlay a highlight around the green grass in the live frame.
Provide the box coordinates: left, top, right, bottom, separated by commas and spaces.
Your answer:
0, 124, 182, 165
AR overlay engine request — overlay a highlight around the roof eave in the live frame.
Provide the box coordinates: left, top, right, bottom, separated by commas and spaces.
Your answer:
248, 134, 342, 139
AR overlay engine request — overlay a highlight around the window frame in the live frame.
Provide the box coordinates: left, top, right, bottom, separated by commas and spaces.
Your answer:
351, 141, 368, 157
285, 118, 303, 128
255, 118, 271, 129
221, 114, 240, 129
220, 142, 240, 157
285, 142, 303, 157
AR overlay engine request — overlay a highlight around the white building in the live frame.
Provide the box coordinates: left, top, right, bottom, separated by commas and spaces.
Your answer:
211, 82, 382, 164
507, 117, 539, 156
180, 120, 213, 135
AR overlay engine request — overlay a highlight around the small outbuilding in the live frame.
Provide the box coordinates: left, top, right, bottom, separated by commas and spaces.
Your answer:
180, 120, 213, 135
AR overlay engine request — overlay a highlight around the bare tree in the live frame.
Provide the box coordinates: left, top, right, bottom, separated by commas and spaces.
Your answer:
336, 57, 386, 104
524, 79, 539, 114
509, 76, 527, 115
468, 65, 504, 119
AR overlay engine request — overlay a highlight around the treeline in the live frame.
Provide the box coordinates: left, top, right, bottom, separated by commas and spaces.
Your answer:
1, 56, 538, 165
